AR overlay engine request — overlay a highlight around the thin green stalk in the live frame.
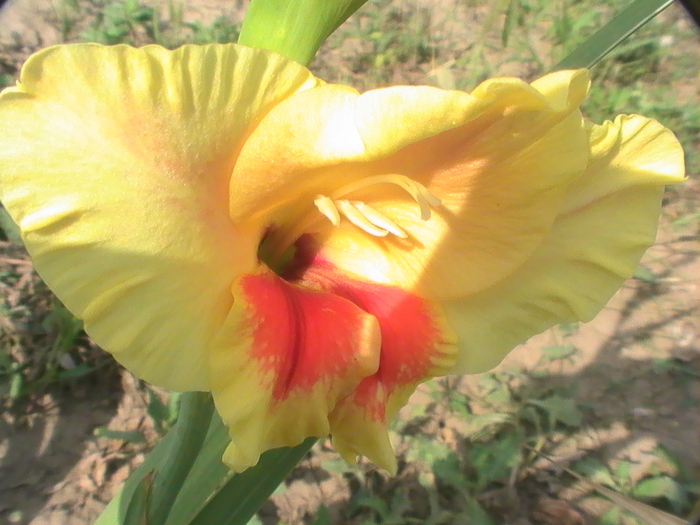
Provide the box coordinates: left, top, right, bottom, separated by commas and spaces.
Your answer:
188, 438, 317, 525
238, 0, 368, 65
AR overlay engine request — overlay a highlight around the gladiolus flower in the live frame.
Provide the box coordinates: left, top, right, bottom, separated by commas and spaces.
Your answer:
0, 44, 684, 473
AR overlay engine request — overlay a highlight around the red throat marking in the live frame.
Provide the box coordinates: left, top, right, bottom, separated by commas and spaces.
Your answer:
239, 258, 450, 421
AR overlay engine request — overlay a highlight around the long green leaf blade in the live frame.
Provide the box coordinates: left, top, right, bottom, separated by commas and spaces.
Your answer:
188, 437, 317, 525
163, 406, 232, 525
94, 419, 178, 525
163, 406, 317, 525
96, 393, 317, 525
553, 0, 673, 70
94, 392, 215, 525
148, 392, 215, 524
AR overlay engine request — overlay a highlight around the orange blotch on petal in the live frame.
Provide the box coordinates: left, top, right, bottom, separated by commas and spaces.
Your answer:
240, 270, 381, 401
296, 258, 457, 471
212, 251, 455, 471
211, 266, 382, 471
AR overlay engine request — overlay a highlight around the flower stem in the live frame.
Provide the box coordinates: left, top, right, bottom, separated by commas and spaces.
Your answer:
95, 390, 318, 525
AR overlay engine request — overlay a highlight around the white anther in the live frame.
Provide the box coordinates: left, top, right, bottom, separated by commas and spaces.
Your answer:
351, 201, 408, 238
329, 174, 440, 221
336, 200, 389, 237
314, 194, 340, 226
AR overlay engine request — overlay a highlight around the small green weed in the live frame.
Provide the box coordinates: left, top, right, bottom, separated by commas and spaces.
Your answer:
318, 0, 437, 88
186, 16, 241, 45
575, 445, 700, 523
324, 346, 590, 524
76, 0, 240, 47
81, 0, 160, 45
0, 74, 12, 90
0, 295, 103, 406
49, 0, 240, 48
0, 207, 21, 243
146, 387, 181, 435
92, 385, 180, 445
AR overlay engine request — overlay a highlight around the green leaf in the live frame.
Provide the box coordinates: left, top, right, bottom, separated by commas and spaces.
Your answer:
238, 0, 369, 65
553, 0, 673, 70
650, 445, 682, 477
148, 392, 217, 525
351, 495, 390, 518
541, 344, 577, 362
312, 506, 331, 525
574, 458, 617, 489
146, 388, 176, 434
122, 471, 152, 525
95, 392, 216, 525
632, 476, 688, 514
95, 422, 178, 525
528, 395, 583, 428
462, 498, 496, 525
536, 449, 686, 525
94, 427, 147, 444
146, 389, 169, 423
590, 478, 686, 524
671, 210, 700, 227
406, 439, 453, 465
599, 505, 623, 525
96, 392, 316, 525
614, 461, 632, 486
9, 371, 24, 400
161, 406, 231, 525
634, 265, 658, 283
0, 206, 21, 243
469, 433, 521, 489
432, 453, 467, 490
57, 362, 96, 380
186, 437, 315, 525
501, 0, 519, 47
464, 412, 511, 438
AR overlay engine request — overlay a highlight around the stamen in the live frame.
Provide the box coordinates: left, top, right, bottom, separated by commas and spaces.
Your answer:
329, 174, 441, 221
263, 175, 440, 267
351, 201, 408, 238
314, 195, 340, 226
337, 200, 389, 237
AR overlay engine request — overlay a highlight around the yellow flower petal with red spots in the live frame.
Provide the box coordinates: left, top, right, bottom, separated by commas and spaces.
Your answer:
0, 44, 684, 471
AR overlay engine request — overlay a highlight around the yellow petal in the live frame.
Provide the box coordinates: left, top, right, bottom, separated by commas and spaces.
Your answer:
227, 81, 494, 222
311, 70, 592, 297
561, 114, 686, 213
529, 69, 591, 112
230, 71, 590, 224
330, 383, 416, 474
446, 115, 685, 374
0, 43, 319, 390
229, 83, 365, 222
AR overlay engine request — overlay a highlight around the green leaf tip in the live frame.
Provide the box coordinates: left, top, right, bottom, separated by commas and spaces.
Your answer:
238, 0, 369, 65
553, 0, 673, 70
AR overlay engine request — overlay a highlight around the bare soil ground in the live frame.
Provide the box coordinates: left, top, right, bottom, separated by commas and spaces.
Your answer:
0, 1, 698, 524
